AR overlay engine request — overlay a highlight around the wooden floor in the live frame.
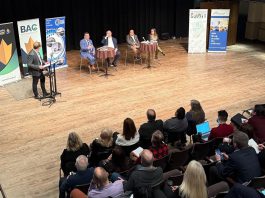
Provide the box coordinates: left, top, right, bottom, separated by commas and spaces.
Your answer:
0, 39, 265, 197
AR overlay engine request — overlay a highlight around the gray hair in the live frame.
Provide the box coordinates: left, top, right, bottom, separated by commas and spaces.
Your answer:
75, 155, 88, 171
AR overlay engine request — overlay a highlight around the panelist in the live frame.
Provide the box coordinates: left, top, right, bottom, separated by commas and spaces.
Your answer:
101, 30, 120, 67
149, 28, 165, 58
80, 32, 96, 70
126, 29, 141, 60
27, 41, 48, 99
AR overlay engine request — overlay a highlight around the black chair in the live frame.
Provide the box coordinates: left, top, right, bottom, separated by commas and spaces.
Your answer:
0, 184, 7, 198
191, 140, 214, 161
151, 181, 167, 198
214, 191, 228, 198
153, 155, 170, 171
167, 174, 184, 186
117, 166, 136, 180
246, 175, 265, 189
168, 147, 192, 171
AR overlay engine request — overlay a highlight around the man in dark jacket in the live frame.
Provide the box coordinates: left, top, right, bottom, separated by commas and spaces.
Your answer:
139, 109, 164, 148
209, 132, 261, 185
27, 41, 48, 99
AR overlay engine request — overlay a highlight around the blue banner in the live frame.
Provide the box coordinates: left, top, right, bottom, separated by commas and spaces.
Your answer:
45, 16, 67, 68
208, 9, 230, 52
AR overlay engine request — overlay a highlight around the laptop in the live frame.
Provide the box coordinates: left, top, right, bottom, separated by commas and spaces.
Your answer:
196, 121, 211, 141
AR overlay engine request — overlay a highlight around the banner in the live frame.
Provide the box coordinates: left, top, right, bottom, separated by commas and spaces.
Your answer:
188, 9, 208, 53
17, 18, 43, 76
45, 16, 67, 68
0, 22, 21, 86
208, 9, 230, 52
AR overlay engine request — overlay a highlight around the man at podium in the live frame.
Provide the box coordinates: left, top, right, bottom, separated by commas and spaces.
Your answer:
27, 41, 48, 99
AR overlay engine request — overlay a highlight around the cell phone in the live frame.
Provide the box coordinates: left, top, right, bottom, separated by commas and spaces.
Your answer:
215, 149, 224, 160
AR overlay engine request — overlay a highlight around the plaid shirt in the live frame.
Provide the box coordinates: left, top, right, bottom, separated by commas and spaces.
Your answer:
149, 143, 169, 160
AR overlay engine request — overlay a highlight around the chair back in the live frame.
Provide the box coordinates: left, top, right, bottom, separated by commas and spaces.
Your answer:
186, 120, 197, 136
191, 140, 214, 161
168, 147, 191, 169
73, 183, 90, 195
151, 181, 167, 198
167, 174, 184, 186
246, 175, 265, 189
153, 155, 169, 171
0, 184, 7, 198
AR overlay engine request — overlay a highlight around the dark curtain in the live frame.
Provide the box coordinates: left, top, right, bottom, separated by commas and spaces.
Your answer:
0, 0, 194, 52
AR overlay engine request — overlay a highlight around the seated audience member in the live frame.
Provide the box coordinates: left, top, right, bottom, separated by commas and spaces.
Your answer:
59, 155, 94, 198
123, 149, 170, 197
70, 167, 124, 198
149, 28, 165, 58
248, 105, 265, 143
209, 132, 262, 185
60, 132, 90, 176
80, 32, 96, 70
101, 30, 121, 67
224, 183, 265, 198
126, 29, 141, 60
115, 118, 139, 155
101, 145, 134, 174
139, 109, 164, 148
258, 144, 265, 168
186, 99, 205, 124
149, 130, 169, 160
208, 110, 234, 140
172, 160, 229, 198
89, 128, 114, 167
164, 107, 188, 144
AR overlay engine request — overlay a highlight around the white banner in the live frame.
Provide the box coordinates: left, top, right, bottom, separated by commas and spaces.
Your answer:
188, 9, 208, 53
17, 18, 43, 75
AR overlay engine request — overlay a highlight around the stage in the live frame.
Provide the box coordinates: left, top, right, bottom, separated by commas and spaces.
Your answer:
0, 39, 265, 197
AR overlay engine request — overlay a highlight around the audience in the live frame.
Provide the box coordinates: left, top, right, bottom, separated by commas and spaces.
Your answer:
208, 110, 234, 140
248, 105, 265, 143
70, 167, 124, 198
139, 109, 164, 148
59, 155, 94, 198
186, 100, 205, 124
164, 107, 188, 144
224, 183, 265, 198
101, 145, 134, 174
209, 131, 262, 185
172, 160, 229, 198
89, 128, 114, 167
115, 118, 139, 156
60, 132, 90, 176
149, 130, 169, 160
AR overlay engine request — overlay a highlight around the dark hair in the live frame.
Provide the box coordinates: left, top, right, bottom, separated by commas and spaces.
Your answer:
123, 118, 137, 140
111, 146, 127, 166
233, 132, 249, 149
254, 105, 265, 116
176, 107, 186, 120
151, 130, 164, 147
147, 109, 156, 121
218, 110, 228, 122
84, 32, 89, 35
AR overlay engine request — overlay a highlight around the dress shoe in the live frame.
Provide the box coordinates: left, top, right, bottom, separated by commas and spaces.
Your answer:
161, 51, 165, 56
34, 95, 43, 100
43, 92, 50, 98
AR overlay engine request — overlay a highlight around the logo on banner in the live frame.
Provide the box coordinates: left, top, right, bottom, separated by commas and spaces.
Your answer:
20, 24, 38, 33
0, 40, 12, 65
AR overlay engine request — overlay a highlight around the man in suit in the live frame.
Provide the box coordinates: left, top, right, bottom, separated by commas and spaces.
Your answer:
209, 131, 262, 185
101, 30, 120, 67
27, 41, 48, 99
126, 29, 141, 60
139, 109, 164, 148
59, 155, 94, 198
80, 32, 96, 70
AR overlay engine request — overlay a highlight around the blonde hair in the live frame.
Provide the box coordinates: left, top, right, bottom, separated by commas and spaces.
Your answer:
179, 160, 207, 198
96, 128, 113, 147
66, 132, 83, 152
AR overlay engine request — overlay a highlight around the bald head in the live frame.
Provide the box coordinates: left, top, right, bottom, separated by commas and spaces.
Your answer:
147, 109, 156, 121
93, 167, 109, 188
141, 149, 154, 167
75, 155, 88, 171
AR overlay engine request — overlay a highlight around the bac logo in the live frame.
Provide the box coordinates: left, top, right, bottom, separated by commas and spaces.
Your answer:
20, 24, 38, 33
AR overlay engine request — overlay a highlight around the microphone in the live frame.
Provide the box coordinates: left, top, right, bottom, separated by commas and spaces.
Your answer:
142, 37, 146, 41
105, 36, 108, 39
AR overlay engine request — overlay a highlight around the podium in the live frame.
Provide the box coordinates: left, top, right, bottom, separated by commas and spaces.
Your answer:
41, 61, 61, 107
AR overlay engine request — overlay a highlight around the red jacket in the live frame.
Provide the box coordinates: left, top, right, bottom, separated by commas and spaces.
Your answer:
208, 123, 234, 140
248, 115, 265, 143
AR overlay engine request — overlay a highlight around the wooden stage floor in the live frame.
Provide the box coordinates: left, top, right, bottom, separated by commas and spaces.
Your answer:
0, 40, 265, 197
